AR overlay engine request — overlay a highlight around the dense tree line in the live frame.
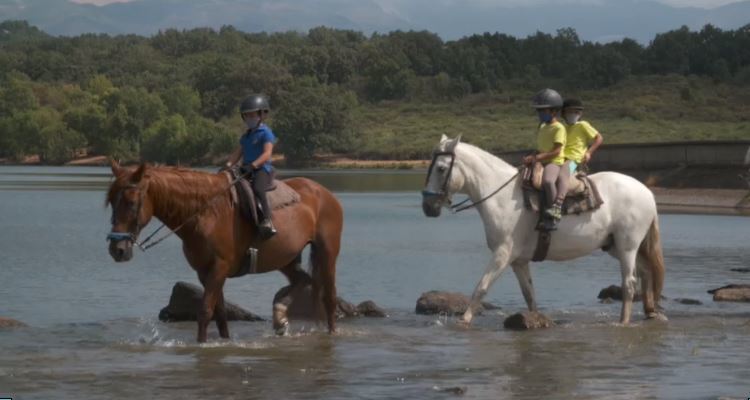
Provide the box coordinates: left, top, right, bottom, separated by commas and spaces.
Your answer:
0, 20, 748, 165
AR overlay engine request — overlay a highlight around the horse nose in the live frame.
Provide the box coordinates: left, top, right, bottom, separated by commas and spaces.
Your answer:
115, 247, 126, 259
422, 200, 442, 217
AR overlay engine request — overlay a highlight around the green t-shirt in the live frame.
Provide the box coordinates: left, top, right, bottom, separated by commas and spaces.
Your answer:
536, 121, 566, 166
564, 120, 599, 163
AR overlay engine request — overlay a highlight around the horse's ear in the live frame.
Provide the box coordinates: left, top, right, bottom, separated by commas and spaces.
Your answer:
440, 134, 449, 143
446, 134, 462, 151
110, 158, 121, 176
130, 163, 147, 183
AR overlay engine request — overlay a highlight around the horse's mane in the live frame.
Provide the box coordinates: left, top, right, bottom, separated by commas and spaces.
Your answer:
109, 165, 229, 222
454, 141, 516, 175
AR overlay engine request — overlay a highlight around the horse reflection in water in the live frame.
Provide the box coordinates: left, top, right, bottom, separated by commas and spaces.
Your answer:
422, 135, 666, 325
106, 161, 343, 342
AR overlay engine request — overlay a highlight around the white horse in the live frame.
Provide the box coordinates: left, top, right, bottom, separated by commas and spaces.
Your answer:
421, 135, 666, 325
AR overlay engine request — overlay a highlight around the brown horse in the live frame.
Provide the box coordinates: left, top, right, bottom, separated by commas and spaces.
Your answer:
106, 161, 343, 342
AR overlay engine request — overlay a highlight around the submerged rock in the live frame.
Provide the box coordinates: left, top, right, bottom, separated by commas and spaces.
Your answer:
730, 268, 750, 273
503, 311, 555, 330
674, 298, 703, 305
708, 284, 750, 302
433, 386, 467, 395
416, 291, 479, 315
158, 281, 264, 322
0, 317, 26, 328
597, 285, 643, 302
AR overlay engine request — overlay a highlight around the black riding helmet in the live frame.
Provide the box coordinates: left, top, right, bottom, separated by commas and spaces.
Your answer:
239, 94, 271, 115
563, 98, 584, 110
531, 88, 563, 109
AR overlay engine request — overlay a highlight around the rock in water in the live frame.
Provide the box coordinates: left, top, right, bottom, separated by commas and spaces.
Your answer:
0, 317, 26, 328
357, 300, 387, 317
415, 290, 482, 315
708, 284, 750, 302
283, 285, 385, 319
158, 281, 264, 322
503, 311, 555, 330
597, 285, 643, 302
674, 298, 703, 305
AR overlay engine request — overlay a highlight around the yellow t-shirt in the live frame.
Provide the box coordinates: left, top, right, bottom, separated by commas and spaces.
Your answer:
564, 120, 599, 163
536, 121, 566, 166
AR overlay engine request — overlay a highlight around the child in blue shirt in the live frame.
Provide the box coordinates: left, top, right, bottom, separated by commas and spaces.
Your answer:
224, 94, 277, 238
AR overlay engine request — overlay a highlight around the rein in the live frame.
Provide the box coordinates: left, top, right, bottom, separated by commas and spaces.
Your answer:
449, 169, 520, 213
108, 167, 253, 251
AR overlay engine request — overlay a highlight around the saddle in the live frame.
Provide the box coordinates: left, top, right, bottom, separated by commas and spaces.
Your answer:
522, 162, 603, 216
223, 168, 301, 226
522, 162, 604, 262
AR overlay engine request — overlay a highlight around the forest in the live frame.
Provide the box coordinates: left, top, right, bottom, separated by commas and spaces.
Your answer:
1, 20, 748, 165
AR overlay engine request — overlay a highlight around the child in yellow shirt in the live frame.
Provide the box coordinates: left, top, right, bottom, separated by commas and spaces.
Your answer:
523, 89, 568, 222
562, 98, 603, 174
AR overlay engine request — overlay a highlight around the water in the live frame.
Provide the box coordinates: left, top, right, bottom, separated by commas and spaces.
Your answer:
1, 166, 749, 400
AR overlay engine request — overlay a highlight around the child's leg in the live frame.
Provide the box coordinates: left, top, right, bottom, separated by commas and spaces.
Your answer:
251, 169, 273, 220
542, 163, 561, 207
555, 161, 572, 204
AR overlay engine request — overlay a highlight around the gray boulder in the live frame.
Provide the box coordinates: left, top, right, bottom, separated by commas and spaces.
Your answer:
415, 290, 500, 315
708, 284, 750, 302
158, 281, 264, 322
503, 311, 555, 330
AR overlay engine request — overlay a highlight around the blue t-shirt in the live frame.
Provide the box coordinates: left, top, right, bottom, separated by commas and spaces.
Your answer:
240, 123, 276, 173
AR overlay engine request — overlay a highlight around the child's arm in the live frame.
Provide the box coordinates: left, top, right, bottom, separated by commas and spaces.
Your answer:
524, 143, 563, 164
583, 134, 603, 163
249, 142, 274, 170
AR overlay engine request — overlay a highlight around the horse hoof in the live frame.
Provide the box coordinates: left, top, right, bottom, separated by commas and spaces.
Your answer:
274, 321, 289, 336
455, 318, 472, 328
646, 312, 668, 322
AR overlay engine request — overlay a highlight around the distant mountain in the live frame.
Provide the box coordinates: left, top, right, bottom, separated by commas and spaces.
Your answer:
1, 0, 748, 42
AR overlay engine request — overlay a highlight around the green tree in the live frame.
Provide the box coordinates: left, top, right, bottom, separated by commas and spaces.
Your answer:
274, 78, 358, 166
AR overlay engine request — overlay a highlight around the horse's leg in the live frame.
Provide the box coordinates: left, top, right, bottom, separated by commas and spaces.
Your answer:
272, 255, 312, 336
197, 267, 228, 343
616, 248, 638, 325
511, 261, 537, 312
461, 249, 510, 325
215, 290, 229, 339
636, 254, 656, 319
311, 242, 339, 334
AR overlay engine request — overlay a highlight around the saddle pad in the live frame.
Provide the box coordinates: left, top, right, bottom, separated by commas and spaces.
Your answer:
522, 174, 604, 216
223, 172, 301, 223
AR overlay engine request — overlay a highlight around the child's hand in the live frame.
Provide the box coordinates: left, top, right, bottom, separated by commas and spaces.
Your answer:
523, 155, 535, 165
582, 152, 591, 164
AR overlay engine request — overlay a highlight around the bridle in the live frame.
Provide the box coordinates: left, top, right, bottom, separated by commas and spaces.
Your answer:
421, 150, 455, 202
107, 183, 147, 246
421, 149, 520, 214
106, 167, 255, 251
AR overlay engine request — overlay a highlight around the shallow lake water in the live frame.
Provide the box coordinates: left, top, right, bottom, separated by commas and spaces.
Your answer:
0, 166, 748, 399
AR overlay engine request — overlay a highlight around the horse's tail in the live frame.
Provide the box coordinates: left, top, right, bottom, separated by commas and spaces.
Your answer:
638, 217, 665, 311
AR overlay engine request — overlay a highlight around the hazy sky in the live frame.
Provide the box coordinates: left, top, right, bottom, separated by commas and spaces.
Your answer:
70, 0, 743, 8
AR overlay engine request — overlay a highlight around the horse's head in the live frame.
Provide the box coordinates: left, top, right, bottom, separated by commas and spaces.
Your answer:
422, 134, 464, 217
106, 160, 154, 262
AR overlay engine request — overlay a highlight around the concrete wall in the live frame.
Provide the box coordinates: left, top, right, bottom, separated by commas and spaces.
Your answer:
496, 140, 750, 188
497, 140, 750, 170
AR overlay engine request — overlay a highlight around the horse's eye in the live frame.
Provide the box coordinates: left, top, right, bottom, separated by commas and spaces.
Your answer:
437, 166, 447, 173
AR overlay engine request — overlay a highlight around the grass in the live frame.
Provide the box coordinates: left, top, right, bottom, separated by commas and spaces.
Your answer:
349, 75, 750, 160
